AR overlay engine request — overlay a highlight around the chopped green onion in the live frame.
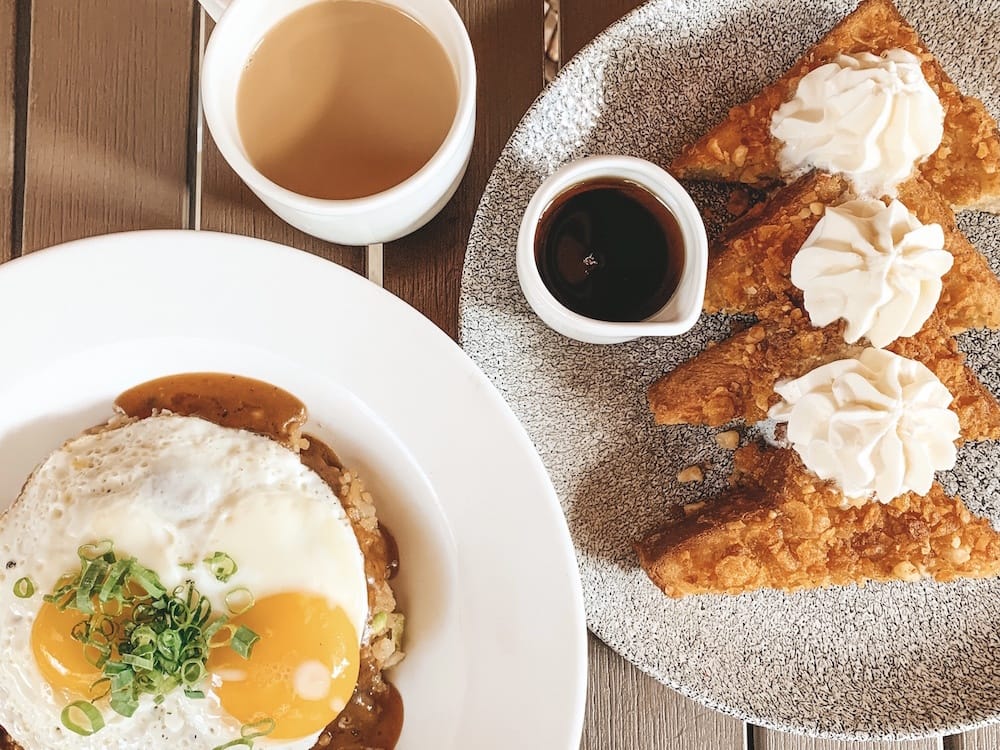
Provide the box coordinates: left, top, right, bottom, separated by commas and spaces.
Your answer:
131, 624, 156, 648
225, 587, 254, 615
370, 611, 388, 635
94, 616, 116, 638
121, 652, 155, 671
157, 630, 182, 660
204, 552, 238, 583
44, 587, 74, 611
230, 625, 260, 659
109, 693, 138, 718
88, 677, 111, 701
76, 557, 108, 614
101, 597, 125, 617
167, 597, 190, 623
41, 541, 263, 737
61, 700, 105, 736
211, 717, 276, 750
110, 668, 133, 691
207, 622, 237, 649
181, 659, 205, 685
128, 564, 165, 598
99, 559, 130, 602
78, 540, 114, 562
82, 640, 111, 670
242, 718, 276, 739
12, 577, 34, 598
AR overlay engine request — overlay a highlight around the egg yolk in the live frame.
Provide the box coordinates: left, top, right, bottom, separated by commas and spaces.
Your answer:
31, 602, 105, 699
208, 592, 361, 740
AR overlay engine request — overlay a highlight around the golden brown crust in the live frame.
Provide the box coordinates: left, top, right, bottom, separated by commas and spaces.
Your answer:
646, 309, 1000, 440
889, 317, 1000, 441
648, 309, 862, 427
669, 0, 1000, 211
705, 172, 1000, 333
705, 173, 851, 313
635, 444, 1000, 597
895, 179, 1000, 326
648, 0, 1000, 601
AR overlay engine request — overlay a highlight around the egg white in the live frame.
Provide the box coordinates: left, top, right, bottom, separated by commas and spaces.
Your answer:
0, 415, 368, 749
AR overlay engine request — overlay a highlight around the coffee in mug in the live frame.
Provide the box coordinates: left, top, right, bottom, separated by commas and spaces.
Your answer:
200, 0, 476, 244
236, 0, 459, 200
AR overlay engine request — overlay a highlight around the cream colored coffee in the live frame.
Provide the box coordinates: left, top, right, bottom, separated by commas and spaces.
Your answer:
237, 0, 458, 200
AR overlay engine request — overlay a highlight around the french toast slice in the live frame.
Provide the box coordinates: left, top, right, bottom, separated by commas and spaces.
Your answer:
647, 308, 1000, 440
670, 0, 1000, 212
705, 172, 1000, 332
635, 443, 1000, 597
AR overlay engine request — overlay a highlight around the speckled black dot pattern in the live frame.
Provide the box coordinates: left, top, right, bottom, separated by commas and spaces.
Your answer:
459, 0, 1000, 740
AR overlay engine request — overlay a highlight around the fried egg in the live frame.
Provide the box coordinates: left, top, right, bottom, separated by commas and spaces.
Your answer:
0, 415, 369, 749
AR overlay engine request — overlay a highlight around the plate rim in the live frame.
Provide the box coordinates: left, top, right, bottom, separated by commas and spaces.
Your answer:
0, 228, 589, 750
460, 0, 1000, 740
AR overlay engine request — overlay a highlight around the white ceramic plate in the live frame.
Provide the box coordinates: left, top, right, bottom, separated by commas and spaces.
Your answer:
0, 230, 587, 750
460, 0, 1000, 739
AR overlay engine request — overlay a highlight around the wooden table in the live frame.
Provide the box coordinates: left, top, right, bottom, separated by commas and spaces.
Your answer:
0, 1, 996, 749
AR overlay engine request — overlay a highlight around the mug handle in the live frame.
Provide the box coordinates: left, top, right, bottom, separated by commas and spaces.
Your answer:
198, 0, 231, 22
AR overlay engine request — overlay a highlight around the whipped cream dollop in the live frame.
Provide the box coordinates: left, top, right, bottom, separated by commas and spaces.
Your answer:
771, 49, 944, 195
768, 348, 959, 503
791, 198, 951, 348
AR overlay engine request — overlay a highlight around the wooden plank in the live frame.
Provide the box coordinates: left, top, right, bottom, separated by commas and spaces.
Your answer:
560, 0, 644, 63
381, 0, 541, 338
947, 727, 1000, 749
754, 729, 944, 750
583, 635, 745, 750
198, 16, 364, 275
0, 0, 13, 262
21, 0, 195, 253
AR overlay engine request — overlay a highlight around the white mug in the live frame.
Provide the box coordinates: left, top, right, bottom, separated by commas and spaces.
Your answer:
200, 0, 476, 245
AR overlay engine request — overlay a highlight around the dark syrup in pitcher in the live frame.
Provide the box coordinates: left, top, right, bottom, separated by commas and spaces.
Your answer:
534, 179, 685, 322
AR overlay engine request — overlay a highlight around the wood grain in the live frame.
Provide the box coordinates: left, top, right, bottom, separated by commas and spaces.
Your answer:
0, 0, 14, 262
560, 0, 645, 62
381, 0, 541, 338
754, 730, 945, 750
946, 727, 1000, 749
583, 635, 745, 750
197, 17, 364, 275
21, 0, 194, 252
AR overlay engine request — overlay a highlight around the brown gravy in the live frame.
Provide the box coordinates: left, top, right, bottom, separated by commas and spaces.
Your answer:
300, 438, 400, 588
115, 372, 307, 448
115, 372, 404, 750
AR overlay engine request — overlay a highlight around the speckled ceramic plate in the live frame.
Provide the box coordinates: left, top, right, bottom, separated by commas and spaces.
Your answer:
459, 0, 1000, 740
